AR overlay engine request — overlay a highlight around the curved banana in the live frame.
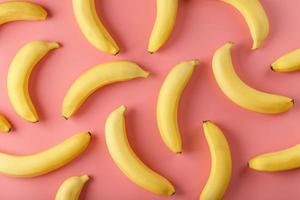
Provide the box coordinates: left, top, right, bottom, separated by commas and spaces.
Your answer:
200, 120, 231, 200
55, 175, 89, 200
7, 40, 60, 122
148, 0, 178, 53
0, 132, 91, 177
249, 143, 300, 172
0, 114, 12, 133
157, 60, 198, 153
0, 1, 47, 25
72, 0, 119, 55
271, 48, 300, 72
220, 0, 269, 49
62, 61, 149, 119
212, 42, 293, 114
105, 105, 175, 196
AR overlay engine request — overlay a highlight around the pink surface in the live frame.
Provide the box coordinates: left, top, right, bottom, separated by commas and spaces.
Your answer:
0, 0, 300, 199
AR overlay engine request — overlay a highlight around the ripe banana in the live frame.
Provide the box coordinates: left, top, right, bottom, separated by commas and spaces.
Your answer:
249, 143, 300, 172
55, 175, 89, 200
0, 1, 47, 25
157, 60, 198, 153
219, 0, 269, 49
72, 0, 119, 55
0, 132, 91, 177
212, 42, 293, 114
148, 0, 178, 53
62, 61, 149, 119
271, 48, 300, 72
0, 114, 12, 133
200, 121, 232, 200
7, 40, 60, 122
105, 105, 175, 196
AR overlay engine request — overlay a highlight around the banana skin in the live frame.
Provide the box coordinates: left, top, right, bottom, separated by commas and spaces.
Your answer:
212, 42, 293, 114
0, 1, 47, 25
0, 114, 12, 133
7, 40, 60, 122
105, 105, 175, 196
55, 175, 89, 200
271, 48, 300, 72
200, 121, 232, 200
0, 132, 91, 177
157, 60, 198, 153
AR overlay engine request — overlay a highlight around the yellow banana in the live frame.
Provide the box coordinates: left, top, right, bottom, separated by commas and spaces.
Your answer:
157, 60, 198, 153
219, 0, 269, 49
249, 143, 300, 172
62, 61, 149, 119
0, 132, 91, 177
105, 105, 175, 196
148, 0, 178, 53
200, 120, 232, 200
55, 175, 89, 200
271, 48, 300, 72
212, 42, 293, 114
0, 1, 47, 25
0, 114, 12, 133
7, 40, 60, 122
72, 0, 119, 55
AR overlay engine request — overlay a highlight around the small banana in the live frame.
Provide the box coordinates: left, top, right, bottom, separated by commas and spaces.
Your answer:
0, 1, 47, 25
157, 60, 198, 153
62, 61, 149, 119
72, 0, 119, 55
7, 40, 60, 122
200, 121, 232, 200
271, 48, 300, 72
0, 114, 12, 133
212, 42, 293, 114
55, 175, 89, 200
105, 105, 175, 196
219, 0, 269, 49
148, 0, 178, 53
249, 143, 300, 172
0, 132, 91, 177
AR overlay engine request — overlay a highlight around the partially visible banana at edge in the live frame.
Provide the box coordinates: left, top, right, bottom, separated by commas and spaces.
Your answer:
219, 0, 269, 49
0, 1, 47, 25
0, 132, 91, 177
0, 114, 12, 133
7, 40, 60, 122
148, 0, 178, 53
72, 0, 119, 55
105, 105, 175, 196
249, 143, 300, 172
212, 42, 293, 114
55, 175, 89, 200
157, 60, 198, 153
271, 48, 300, 72
62, 61, 149, 119
200, 120, 232, 200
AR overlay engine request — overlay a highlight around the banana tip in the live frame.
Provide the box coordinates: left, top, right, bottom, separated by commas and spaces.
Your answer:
202, 120, 210, 124
87, 132, 92, 137
7, 127, 12, 133
270, 65, 275, 71
113, 50, 120, 56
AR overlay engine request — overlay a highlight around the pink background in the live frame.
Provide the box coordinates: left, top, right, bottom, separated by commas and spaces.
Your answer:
0, 0, 300, 199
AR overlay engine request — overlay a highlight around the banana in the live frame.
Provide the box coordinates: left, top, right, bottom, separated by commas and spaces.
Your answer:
105, 105, 175, 196
148, 0, 178, 53
0, 114, 12, 133
219, 0, 269, 49
212, 42, 293, 114
0, 132, 91, 177
0, 1, 47, 25
62, 61, 149, 119
72, 0, 119, 55
271, 48, 300, 72
7, 40, 60, 122
200, 120, 232, 200
55, 175, 89, 200
249, 143, 300, 172
157, 60, 198, 153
